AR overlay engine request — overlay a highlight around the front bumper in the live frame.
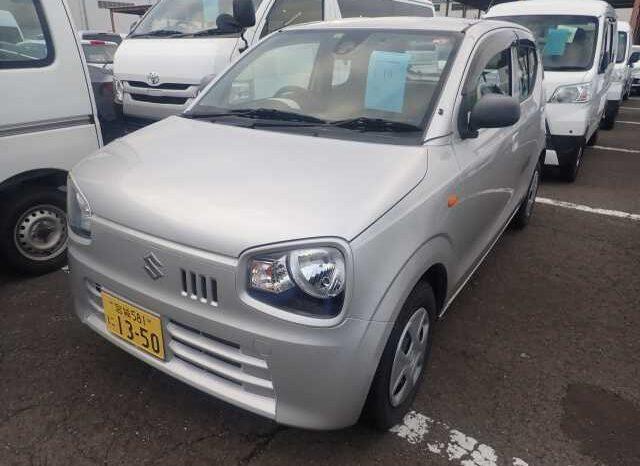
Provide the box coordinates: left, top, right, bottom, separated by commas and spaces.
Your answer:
632, 77, 640, 89
545, 102, 590, 137
69, 217, 389, 430
545, 133, 584, 167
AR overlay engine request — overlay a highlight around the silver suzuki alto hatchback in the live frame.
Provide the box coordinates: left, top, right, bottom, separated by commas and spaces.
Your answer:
68, 17, 545, 430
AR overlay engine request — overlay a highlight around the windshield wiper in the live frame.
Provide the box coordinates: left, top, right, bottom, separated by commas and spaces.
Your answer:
187, 108, 328, 125
130, 29, 185, 38
330, 117, 423, 133
186, 27, 239, 37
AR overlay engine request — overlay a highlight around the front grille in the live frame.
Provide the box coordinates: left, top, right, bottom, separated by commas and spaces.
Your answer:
167, 321, 273, 397
127, 81, 191, 90
130, 94, 188, 105
181, 269, 218, 306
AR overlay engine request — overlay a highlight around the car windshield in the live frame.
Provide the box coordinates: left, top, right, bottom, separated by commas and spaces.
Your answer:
131, 0, 263, 37
82, 43, 117, 64
337, 0, 434, 18
189, 29, 460, 141
496, 15, 598, 71
617, 31, 628, 64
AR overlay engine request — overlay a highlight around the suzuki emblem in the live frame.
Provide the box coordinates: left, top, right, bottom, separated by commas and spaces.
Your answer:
143, 253, 165, 280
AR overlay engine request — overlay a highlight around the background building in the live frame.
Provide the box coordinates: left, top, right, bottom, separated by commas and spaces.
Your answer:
66, 0, 157, 33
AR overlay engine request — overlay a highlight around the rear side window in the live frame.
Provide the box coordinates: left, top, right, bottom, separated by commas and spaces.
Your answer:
617, 31, 628, 64
261, 0, 323, 38
0, 0, 53, 69
516, 40, 538, 101
337, 0, 434, 18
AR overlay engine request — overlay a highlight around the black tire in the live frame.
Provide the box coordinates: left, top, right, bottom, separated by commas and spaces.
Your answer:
600, 106, 617, 130
0, 188, 68, 275
512, 160, 541, 230
562, 144, 584, 183
587, 130, 599, 147
363, 282, 437, 430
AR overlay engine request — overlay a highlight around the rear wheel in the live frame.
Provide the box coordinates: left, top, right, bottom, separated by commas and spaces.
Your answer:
0, 188, 68, 275
587, 130, 599, 146
512, 160, 541, 230
562, 144, 584, 183
364, 282, 437, 430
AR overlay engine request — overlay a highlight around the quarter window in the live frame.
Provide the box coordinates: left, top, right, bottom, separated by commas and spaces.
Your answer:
260, 0, 323, 38
617, 31, 628, 64
0, 0, 53, 68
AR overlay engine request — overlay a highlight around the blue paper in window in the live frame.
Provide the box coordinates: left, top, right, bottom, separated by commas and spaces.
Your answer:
365, 51, 410, 113
544, 28, 571, 56
203, 0, 219, 23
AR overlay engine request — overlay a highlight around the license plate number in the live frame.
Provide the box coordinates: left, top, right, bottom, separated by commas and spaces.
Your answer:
102, 292, 165, 360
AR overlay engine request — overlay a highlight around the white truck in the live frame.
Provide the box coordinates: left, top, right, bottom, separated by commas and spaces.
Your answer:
0, 0, 102, 274
113, 0, 435, 125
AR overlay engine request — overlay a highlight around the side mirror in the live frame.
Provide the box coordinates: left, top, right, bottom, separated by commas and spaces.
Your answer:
197, 74, 216, 95
630, 55, 639, 66
599, 51, 610, 73
129, 20, 138, 33
233, 0, 256, 28
469, 94, 520, 132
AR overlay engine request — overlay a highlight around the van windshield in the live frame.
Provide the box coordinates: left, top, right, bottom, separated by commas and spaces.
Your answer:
131, 0, 263, 37
617, 31, 628, 64
189, 29, 460, 142
496, 15, 598, 71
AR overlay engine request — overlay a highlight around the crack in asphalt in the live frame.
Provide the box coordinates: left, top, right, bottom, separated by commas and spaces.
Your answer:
238, 426, 286, 465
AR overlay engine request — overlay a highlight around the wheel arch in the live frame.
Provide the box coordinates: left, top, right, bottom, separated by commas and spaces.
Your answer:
0, 169, 68, 199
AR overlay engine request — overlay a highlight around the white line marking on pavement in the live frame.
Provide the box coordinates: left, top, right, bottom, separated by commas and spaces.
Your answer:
536, 197, 640, 221
617, 120, 640, 125
391, 411, 529, 466
592, 145, 640, 154
620, 106, 640, 110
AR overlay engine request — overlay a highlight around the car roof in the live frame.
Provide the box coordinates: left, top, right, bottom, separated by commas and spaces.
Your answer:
486, 0, 616, 18
285, 16, 525, 35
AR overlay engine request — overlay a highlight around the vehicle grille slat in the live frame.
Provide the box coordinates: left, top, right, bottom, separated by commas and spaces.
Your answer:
180, 269, 217, 306
169, 340, 273, 391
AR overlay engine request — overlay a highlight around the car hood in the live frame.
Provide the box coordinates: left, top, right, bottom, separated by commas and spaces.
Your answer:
113, 37, 238, 84
72, 117, 428, 257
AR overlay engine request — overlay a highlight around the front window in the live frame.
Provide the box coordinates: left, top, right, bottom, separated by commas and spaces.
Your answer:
337, 0, 434, 18
131, 0, 263, 37
189, 29, 460, 143
0, 0, 52, 68
617, 31, 628, 64
81, 42, 117, 64
496, 15, 598, 72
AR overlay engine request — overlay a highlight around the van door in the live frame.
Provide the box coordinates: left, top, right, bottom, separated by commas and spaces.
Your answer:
593, 17, 616, 129
450, 31, 520, 283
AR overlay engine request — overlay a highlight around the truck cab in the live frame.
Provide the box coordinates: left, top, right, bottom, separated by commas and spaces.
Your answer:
113, 0, 435, 125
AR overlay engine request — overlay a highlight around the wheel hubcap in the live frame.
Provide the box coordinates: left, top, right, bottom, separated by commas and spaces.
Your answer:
14, 205, 67, 262
389, 308, 430, 407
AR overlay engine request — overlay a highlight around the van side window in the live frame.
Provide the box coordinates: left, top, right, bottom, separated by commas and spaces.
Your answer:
260, 0, 323, 39
337, 0, 434, 18
516, 40, 537, 102
0, 0, 53, 69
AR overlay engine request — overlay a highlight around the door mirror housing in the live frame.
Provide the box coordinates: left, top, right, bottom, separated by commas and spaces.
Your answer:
233, 0, 256, 28
629, 55, 639, 66
468, 94, 521, 134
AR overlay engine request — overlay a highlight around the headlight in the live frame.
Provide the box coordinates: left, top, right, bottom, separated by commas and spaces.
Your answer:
67, 176, 92, 239
549, 83, 592, 103
248, 247, 346, 318
114, 79, 124, 104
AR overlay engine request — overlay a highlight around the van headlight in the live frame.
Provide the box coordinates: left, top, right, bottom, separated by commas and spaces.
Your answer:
248, 247, 346, 318
549, 83, 592, 103
67, 176, 92, 239
114, 79, 124, 104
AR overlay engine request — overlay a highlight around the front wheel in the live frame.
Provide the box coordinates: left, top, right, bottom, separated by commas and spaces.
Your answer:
363, 282, 437, 430
0, 188, 68, 275
562, 144, 584, 183
512, 160, 541, 230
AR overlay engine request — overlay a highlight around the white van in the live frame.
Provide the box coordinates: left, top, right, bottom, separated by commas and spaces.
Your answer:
486, 0, 617, 182
612, 21, 633, 103
631, 45, 640, 94
114, 0, 435, 124
0, 0, 102, 274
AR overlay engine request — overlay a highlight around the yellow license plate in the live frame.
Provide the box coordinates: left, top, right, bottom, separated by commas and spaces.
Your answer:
102, 292, 165, 360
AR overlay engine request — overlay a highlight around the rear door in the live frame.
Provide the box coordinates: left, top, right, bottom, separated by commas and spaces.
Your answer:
0, 0, 100, 182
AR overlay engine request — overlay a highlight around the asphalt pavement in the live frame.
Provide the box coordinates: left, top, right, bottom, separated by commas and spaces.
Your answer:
1, 99, 639, 466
